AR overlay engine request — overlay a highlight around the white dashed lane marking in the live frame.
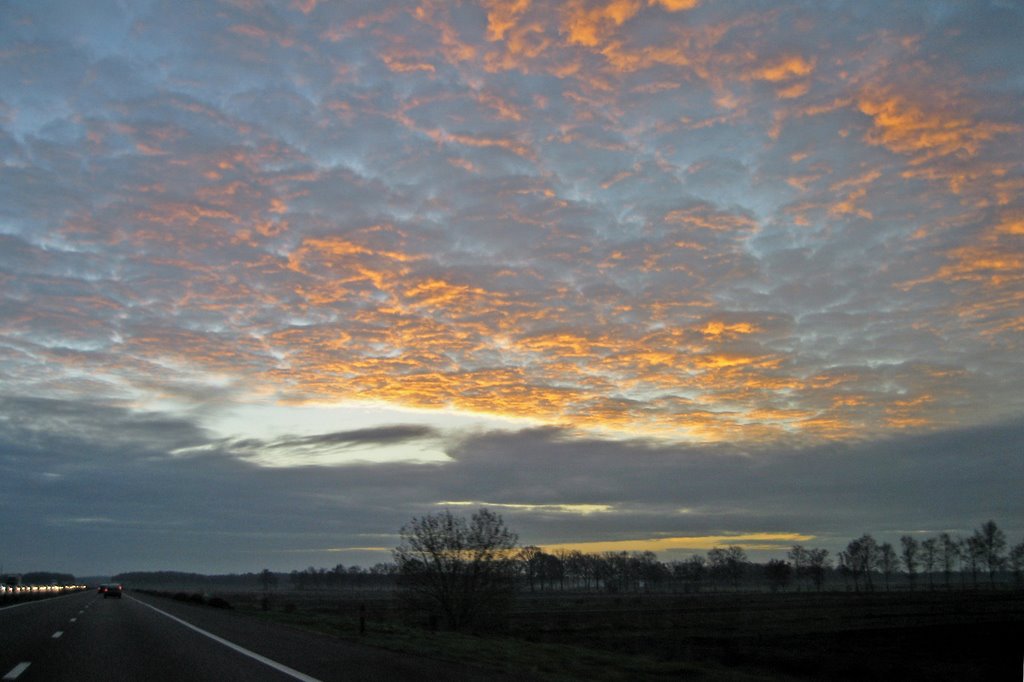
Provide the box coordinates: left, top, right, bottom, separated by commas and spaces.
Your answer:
51, 630, 63, 639
2, 662, 31, 680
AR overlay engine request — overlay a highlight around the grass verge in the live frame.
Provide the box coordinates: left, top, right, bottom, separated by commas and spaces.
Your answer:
231, 599, 792, 681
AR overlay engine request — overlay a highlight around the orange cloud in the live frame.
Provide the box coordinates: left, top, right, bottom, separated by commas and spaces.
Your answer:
932, 245, 1023, 286
701, 321, 758, 339
134, 202, 240, 227
663, 204, 758, 232
858, 88, 1017, 164
776, 81, 810, 99
402, 278, 501, 314
482, 0, 532, 41
562, 0, 644, 47
477, 91, 526, 121
411, 2, 479, 64
650, 0, 700, 10
516, 331, 613, 359
751, 54, 815, 82
995, 213, 1024, 236
380, 54, 436, 73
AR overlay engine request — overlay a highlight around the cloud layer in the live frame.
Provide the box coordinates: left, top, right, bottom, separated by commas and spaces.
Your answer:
1, 1, 1022, 572
1, 396, 1020, 573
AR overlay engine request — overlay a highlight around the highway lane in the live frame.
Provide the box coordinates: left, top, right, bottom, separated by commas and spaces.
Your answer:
1, 590, 303, 681
1, 590, 527, 681
0, 591, 95, 678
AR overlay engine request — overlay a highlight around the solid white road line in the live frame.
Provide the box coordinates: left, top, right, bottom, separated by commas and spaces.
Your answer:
128, 596, 322, 682
2, 662, 31, 680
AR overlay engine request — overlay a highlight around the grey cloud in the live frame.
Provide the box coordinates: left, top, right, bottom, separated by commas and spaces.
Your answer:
1, 397, 1020, 574
442, 423, 1024, 544
684, 156, 751, 197
267, 424, 440, 449
926, 2, 1024, 96
0, 397, 444, 572
0, 396, 211, 465
227, 87, 320, 148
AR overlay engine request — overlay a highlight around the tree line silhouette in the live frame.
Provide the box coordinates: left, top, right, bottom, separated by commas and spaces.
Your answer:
114, 517, 1022, 600
384, 510, 1024, 630
109, 513, 1023, 633
254, 517, 1024, 597
838, 520, 1019, 591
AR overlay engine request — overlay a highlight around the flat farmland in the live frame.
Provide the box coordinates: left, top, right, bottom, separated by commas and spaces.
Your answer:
193, 588, 1024, 681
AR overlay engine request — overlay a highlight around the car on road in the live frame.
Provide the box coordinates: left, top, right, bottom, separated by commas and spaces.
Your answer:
99, 583, 123, 598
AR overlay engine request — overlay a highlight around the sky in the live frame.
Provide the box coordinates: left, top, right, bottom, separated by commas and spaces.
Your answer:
1, 0, 1022, 576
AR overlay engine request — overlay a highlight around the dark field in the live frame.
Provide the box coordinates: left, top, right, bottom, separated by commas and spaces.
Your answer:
175, 588, 1024, 681
505, 591, 1023, 680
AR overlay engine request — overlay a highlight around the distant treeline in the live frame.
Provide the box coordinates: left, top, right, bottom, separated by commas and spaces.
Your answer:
5, 571, 78, 586
112, 566, 397, 591
114, 519, 1024, 595
112, 570, 275, 589
835, 520, 1020, 592
505, 519, 1024, 594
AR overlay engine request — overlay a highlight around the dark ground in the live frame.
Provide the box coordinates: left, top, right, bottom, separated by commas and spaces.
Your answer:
138, 586, 1024, 681
504, 590, 1024, 680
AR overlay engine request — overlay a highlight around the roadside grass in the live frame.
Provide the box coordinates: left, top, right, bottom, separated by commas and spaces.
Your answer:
151, 589, 1023, 681
232, 598, 789, 681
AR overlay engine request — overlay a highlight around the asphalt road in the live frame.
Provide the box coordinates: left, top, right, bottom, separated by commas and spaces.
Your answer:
0, 590, 524, 681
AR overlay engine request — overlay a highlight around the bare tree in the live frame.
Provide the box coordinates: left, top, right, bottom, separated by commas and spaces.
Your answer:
845, 535, 879, 591
1009, 541, 1024, 588
602, 552, 630, 592
539, 551, 565, 591
553, 549, 573, 591
584, 553, 605, 591
789, 545, 829, 591
972, 520, 1006, 588
637, 551, 668, 590
764, 559, 792, 592
600, 551, 659, 593
920, 538, 938, 590
938, 533, 961, 589
564, 550, 590, 590
879, 542, 897, 591
394, 508, 519, 630
788, 545, 807, 590
806, 548, 830, 591
837, 551, 855, 591
672, 555, 706, 593
708, 546, 747, 590
900, 536, 919, 590
517, 545, 543, 592
964, 535, 984, 588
